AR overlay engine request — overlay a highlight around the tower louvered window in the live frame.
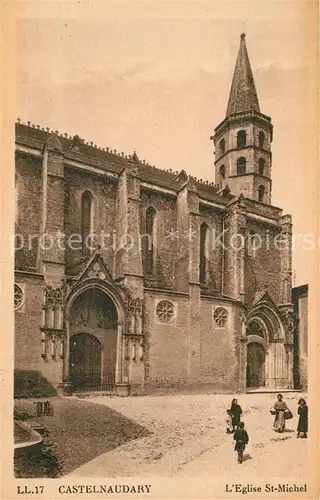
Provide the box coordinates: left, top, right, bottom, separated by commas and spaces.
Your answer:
259, 131, 265, 148
220, 165, 226, 181
237, 157, 246, 175
259, 158, 265, 175
237, 130, 246, 148
258, 185, 265, 202
219, 139, 225, 155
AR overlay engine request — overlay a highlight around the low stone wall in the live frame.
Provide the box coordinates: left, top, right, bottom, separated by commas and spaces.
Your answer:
14, 421, 43, 458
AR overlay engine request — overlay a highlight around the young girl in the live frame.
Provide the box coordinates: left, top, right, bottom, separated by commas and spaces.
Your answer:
297, 398, 308, 438
233, 422, 249, 463
226, 409, 233, 434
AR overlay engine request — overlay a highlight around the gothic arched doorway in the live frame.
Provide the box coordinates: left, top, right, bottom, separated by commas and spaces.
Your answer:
69, 287, 118, 390
246, 342, 266, 388
70, 333, 101, 390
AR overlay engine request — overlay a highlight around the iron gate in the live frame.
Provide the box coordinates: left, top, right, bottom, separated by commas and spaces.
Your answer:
69, 333, 101, 390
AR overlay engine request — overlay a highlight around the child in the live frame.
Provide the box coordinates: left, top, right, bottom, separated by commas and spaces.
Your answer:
233, 421, 249, 463
297, 398, 308, 438
226, 409, 233, 434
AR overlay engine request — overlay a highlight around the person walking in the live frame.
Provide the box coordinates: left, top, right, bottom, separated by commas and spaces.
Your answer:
233, 422, 249, 463
271, 393, 287, 433
229, 398, 242, 432
297, 398, 308, 438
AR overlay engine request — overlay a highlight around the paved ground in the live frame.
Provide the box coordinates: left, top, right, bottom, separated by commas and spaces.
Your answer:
69, 392, 309, 478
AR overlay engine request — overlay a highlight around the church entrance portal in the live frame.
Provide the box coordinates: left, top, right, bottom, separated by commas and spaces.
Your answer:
246, 342, 266, 388
68, 287, 118, 391
70, 333, 101, 390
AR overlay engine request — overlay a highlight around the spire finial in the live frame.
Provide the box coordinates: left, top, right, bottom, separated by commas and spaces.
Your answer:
225, 31, 260, 116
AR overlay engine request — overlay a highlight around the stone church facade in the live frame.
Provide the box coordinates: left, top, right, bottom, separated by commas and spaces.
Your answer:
14, 34, 294, 395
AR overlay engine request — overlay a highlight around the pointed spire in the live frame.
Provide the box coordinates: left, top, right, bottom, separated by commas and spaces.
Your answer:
226, 33, 260, 116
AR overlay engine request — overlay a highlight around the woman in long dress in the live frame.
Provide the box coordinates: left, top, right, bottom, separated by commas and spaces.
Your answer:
230, 398, 242, 432
297, 398, 308, 438
273, 393, 287, 432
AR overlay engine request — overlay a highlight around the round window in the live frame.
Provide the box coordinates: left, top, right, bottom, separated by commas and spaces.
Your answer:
14, 284, 24, 310
213, 307, 229, 327
156, 300, 175, 323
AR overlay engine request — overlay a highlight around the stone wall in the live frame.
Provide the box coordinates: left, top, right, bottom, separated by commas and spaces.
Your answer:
15, 153, 42, 270
199, 299, 240, 391
143, 290, 240, 393
140, 190, 176, 288
14, 274, 63, 387
143, 291, 189, 390
64, 168, 117, 275
244, 221, 282, 306
199, 206, 223, 294
298, 295, 308, 388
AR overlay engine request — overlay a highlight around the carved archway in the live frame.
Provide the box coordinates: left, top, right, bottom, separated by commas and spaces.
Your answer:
64, 281, 126, 389
247, 301, 285, 341
246, 318, 268, 388
246, 301, 288, 389
65, 278, 126, 324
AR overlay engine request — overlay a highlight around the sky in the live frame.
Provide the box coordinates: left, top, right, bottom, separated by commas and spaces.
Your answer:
15, 1, 317, 286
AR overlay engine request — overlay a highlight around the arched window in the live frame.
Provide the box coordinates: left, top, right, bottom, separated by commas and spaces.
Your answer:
200, 222, 209, 285
219, 165, 226, 181
258, 158, 265, 175
15, 174, 18, 224
258, 185, 265, 202
81, 191, 93, 255
219, 139, 225, 155
237, 130, 246, 149
237, 157, 246, 175
248, 231, 260, 258
144, 207, 156, 275
258, 131, 265, 149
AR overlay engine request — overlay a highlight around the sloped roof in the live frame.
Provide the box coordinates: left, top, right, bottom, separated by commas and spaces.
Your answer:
226, 33, 260, 116
15, 121, 228, 204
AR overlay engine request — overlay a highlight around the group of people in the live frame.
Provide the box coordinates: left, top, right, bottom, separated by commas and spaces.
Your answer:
225, 395, 308, 464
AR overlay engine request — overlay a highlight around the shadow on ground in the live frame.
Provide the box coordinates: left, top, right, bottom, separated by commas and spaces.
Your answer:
14, 397, 151, 477
270, 436, 292, 443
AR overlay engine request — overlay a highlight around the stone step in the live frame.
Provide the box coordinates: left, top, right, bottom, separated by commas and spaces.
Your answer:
28, 421, 46, 434
246, 388, 303, 394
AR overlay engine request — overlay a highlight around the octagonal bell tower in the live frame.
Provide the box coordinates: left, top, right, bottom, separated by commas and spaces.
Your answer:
212, 34, 273, 204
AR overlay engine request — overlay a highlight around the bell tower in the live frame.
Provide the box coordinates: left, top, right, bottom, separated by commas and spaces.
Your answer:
212, 34, 273, 204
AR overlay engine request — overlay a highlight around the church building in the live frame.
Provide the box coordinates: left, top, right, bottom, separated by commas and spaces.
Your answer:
14, 34, 294, 395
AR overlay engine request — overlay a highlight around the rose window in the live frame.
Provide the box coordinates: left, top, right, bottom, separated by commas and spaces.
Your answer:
14, 284, 24, 310
213, 307, 228, 327
156, 300, 174, 323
